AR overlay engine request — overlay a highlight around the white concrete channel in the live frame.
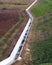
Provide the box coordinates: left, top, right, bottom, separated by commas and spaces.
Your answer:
0, 0, 37, 65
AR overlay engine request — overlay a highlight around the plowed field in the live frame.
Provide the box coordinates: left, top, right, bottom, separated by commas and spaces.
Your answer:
0, 9, 19, 38
0, 0, 35, 62
0, 8, 28, 61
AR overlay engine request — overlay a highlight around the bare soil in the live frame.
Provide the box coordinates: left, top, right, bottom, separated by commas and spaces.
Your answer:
0, 8, 28, 61
0, 8, 19, 38
0, 0, 35, 62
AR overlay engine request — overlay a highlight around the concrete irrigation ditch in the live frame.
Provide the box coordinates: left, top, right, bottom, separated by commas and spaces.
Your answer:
0, 0, 37, 65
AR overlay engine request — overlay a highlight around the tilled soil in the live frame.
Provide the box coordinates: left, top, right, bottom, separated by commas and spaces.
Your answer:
0, 8, 28, 61
0, 0, 35, 62
0, 8, 19, 38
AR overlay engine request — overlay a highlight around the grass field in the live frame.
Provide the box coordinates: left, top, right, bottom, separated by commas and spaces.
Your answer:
40, 63, 52, 65
31, 0, 52, 16
27, 0, 52, 65
11, 0, 52, 65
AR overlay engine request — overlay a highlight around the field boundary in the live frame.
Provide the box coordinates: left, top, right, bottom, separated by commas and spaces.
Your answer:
0, 0, 37, 65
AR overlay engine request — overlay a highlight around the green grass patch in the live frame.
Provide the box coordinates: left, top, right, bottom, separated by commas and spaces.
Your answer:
40, 63, 52, 65
30, 36, 52, 65
29, 0, 52, 65
31, 0, 52, 16
30, 13, 52, 64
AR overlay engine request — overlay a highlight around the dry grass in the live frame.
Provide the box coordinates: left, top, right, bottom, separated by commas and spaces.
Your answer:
0, 0, 34, 4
